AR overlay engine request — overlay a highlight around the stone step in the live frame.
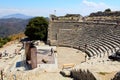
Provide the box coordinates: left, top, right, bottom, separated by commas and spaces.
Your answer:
91, 46, 102, 55
98, 45, 108, 56
101, 40, 116, 49
96, 40, 114, 54
93, 41, 110, 54
106, 37, 120, 44
103, 34, 120, 40
104, 36, 120, 46
87, 46, 101, 56
102, 38, 120, 49
85, 49, 93, 57
103, 34, 120, 39
91, 45, 106, 57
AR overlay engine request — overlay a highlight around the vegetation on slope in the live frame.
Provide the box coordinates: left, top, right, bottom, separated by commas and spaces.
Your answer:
89, 8, 120, 17
0, 18, 29, 37
0, 32, 25, 48
0, 37, 11, 48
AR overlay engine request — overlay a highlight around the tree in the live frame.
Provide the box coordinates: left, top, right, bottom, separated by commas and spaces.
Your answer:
104, 8, 111, 13
25, 17, 48, 41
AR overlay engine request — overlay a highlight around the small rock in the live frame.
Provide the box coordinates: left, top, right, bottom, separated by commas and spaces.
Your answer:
60, 70, 71, 77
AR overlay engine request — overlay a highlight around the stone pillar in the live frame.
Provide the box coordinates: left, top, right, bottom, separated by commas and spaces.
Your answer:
25, 42, 31, 61
31, 46, 37, 69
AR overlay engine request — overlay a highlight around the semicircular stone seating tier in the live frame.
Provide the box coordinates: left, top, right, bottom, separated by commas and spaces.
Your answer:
85, 35, 120, 57
50, 22, 120, 58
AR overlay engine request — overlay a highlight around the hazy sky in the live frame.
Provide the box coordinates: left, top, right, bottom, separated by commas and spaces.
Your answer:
0, 0, 120, 17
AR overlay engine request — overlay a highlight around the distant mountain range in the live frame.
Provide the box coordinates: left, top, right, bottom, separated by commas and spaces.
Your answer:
0, 18, 29, 37
1, 13, 33, 19
0, 14, 31, 37
0, 13, 49, 38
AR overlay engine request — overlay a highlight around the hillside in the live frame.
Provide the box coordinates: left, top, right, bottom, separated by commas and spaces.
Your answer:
0, 18, 29, 37
2, 13, 33, 19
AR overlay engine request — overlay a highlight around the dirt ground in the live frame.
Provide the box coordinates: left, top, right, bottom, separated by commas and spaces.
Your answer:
0, 43, 119, 80
97, 71, 117, 80
0, 41, 21, 71
57, 47, 85, 69
0, 45, 85, 80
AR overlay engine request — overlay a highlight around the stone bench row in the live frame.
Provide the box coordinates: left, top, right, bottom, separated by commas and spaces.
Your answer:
85, 34, 120, 57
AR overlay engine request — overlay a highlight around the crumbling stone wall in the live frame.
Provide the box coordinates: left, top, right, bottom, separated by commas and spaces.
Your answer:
70, 69, 96, 80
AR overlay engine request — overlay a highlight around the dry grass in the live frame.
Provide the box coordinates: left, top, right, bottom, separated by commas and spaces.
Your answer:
98, 72, 110, 75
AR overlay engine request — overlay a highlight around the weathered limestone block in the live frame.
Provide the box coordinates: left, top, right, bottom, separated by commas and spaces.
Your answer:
60, 70, 71, 77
